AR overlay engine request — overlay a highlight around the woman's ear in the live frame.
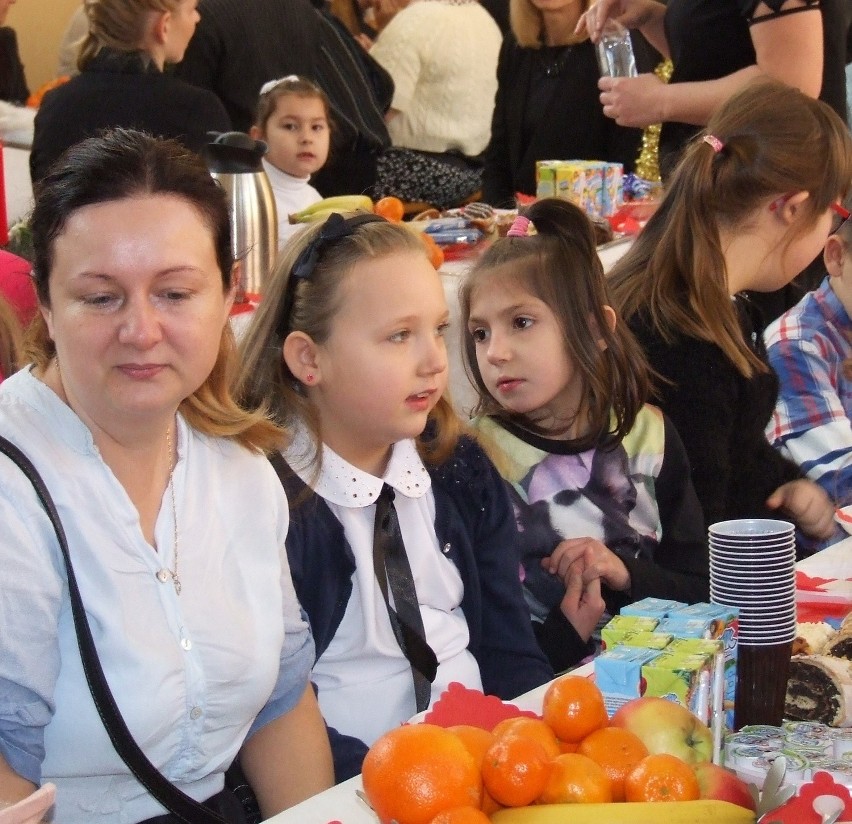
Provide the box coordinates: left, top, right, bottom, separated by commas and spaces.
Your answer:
283, 331, 321, 387
824, 234, 846, 280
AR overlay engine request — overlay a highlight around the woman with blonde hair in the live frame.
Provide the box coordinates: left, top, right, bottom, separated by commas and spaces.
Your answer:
481, 0, 652, 207
0, 128, 333, 823
30, 0, 230, 182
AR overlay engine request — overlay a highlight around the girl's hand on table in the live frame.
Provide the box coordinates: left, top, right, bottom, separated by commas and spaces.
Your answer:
560, 557, 606, 642
599, 73, 668, 128
767, 478, 836, 540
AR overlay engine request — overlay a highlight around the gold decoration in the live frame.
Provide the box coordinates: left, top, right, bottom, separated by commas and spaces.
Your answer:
634, 59, 674, 183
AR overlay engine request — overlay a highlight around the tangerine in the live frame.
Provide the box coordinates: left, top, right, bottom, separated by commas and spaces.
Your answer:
624, 753, 701, 803
362, 724, 482, 824
577, 726, 649, 802
374, 195, 405, 222
481, 734, 552, 808
429, 807, 491, 824
420, 231, 445, 270
541, 675, 608, 744
537, 752, 613, 805
491, 717, 561, 759
447, 725, 495, 770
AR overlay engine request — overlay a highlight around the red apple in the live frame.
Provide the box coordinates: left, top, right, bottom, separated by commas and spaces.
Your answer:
610, 697, 713, 764
693, 761, 757, 811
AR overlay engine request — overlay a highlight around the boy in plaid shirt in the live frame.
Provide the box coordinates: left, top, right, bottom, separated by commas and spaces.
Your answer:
765, 199, 852, 546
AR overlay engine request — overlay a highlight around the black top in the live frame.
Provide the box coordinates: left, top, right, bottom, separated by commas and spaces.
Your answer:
482, 35, 648, 208
628, 299, 803, 542
175, 0, 393, 197
30, 49, 231, 183
0, 27, 28, 104
660, 0, 846, 175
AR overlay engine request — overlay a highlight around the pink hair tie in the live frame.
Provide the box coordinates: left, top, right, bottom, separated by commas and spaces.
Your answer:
703, 134, 724, 153
507, 214, 533, 237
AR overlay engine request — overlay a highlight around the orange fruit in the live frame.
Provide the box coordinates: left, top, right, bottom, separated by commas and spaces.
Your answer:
374, 195, 405, 222
557, 739, 579, 754
491, 717, 561, 759
429, 807, 491, 824
577, 726, 649, 802
447, 725, 495, 770
541, 675, 608, 744
537, 752, 613, 804
420, 231, 445, 270
481, 734, 552, 808
362, 724, 482, 824
624, 753, 701, 803
480, 788, 504, 815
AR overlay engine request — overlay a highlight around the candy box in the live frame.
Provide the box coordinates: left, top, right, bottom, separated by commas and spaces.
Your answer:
594, 645, 663, 716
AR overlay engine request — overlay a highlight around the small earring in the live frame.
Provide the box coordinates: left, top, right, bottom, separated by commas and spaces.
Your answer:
305, 373, 315, 384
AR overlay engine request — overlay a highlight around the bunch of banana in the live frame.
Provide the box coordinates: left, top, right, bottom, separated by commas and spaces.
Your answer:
288, 195, 373, 224
492, 799, 756, 824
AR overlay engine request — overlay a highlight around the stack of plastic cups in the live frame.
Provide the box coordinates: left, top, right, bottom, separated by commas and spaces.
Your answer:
709, 519, 796, 729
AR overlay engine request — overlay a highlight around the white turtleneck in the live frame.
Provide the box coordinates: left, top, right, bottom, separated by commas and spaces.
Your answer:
261, 158, 322, 250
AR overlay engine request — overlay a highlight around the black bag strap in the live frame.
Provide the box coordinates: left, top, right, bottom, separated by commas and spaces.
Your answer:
0, 435, 227, 824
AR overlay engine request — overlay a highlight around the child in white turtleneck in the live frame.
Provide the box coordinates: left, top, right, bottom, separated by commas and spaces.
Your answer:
251, 75, 331, 249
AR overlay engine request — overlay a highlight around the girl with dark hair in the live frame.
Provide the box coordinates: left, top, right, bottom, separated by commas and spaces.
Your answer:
609, 79, 852, 551
460, 197, 708, 672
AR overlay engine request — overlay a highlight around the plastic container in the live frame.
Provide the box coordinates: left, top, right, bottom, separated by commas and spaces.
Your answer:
595, 20, 638, 78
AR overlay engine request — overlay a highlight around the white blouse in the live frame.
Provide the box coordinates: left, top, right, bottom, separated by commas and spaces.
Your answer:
286, 434, 481, 746
0, 369, 313, 824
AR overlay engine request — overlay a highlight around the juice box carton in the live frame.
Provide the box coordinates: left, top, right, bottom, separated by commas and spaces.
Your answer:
620, 597, 688, 618
535, 160, 561, 198
656, 616, 721, 639
618, 630, 673, 650
567, 161, 604, 219
601, 161, 624, 217
600, 615, 659, 650
642, 649, 715, 723
595, 645, 663, 716
669, 602, 739, 729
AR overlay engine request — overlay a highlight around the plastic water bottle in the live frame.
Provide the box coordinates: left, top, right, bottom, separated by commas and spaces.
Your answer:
595, 20, 638, 78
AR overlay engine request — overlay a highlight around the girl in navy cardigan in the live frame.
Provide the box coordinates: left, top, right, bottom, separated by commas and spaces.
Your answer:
236, 213, 553, 781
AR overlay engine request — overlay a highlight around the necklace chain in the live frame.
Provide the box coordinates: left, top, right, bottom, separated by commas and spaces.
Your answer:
164, 425, 181, 595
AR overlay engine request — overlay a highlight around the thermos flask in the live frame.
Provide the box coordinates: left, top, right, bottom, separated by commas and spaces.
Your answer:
203, 131, 278, 303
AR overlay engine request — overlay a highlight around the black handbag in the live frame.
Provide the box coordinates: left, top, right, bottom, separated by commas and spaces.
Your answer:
0, 435, 255, 824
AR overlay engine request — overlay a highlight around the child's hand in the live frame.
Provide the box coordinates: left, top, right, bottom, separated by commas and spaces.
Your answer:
766, 479, 835, 540
560, 558, 606, 642
542, 537, 631, 592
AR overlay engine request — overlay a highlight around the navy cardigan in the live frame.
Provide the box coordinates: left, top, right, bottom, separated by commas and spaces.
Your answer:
272, 436, 554, 780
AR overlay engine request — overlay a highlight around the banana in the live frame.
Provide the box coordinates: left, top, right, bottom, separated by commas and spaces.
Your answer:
289, 195, 374, 223
491, 800, 756, 824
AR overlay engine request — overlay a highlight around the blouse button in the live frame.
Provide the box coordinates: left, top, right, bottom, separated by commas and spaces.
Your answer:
443, 543, 451, 554
156, 569, 170, 584
190, 707, 203, 720
181, 637, 193, 651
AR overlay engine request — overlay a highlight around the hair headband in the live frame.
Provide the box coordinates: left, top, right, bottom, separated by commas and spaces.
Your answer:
507, 214, 534, 237
277, 212, 386, 337
259, 75, 314, 96
703, 134, 725, 153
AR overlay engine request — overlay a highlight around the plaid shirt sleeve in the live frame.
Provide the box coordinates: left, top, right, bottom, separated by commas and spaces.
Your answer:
765, 297, 852, 501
